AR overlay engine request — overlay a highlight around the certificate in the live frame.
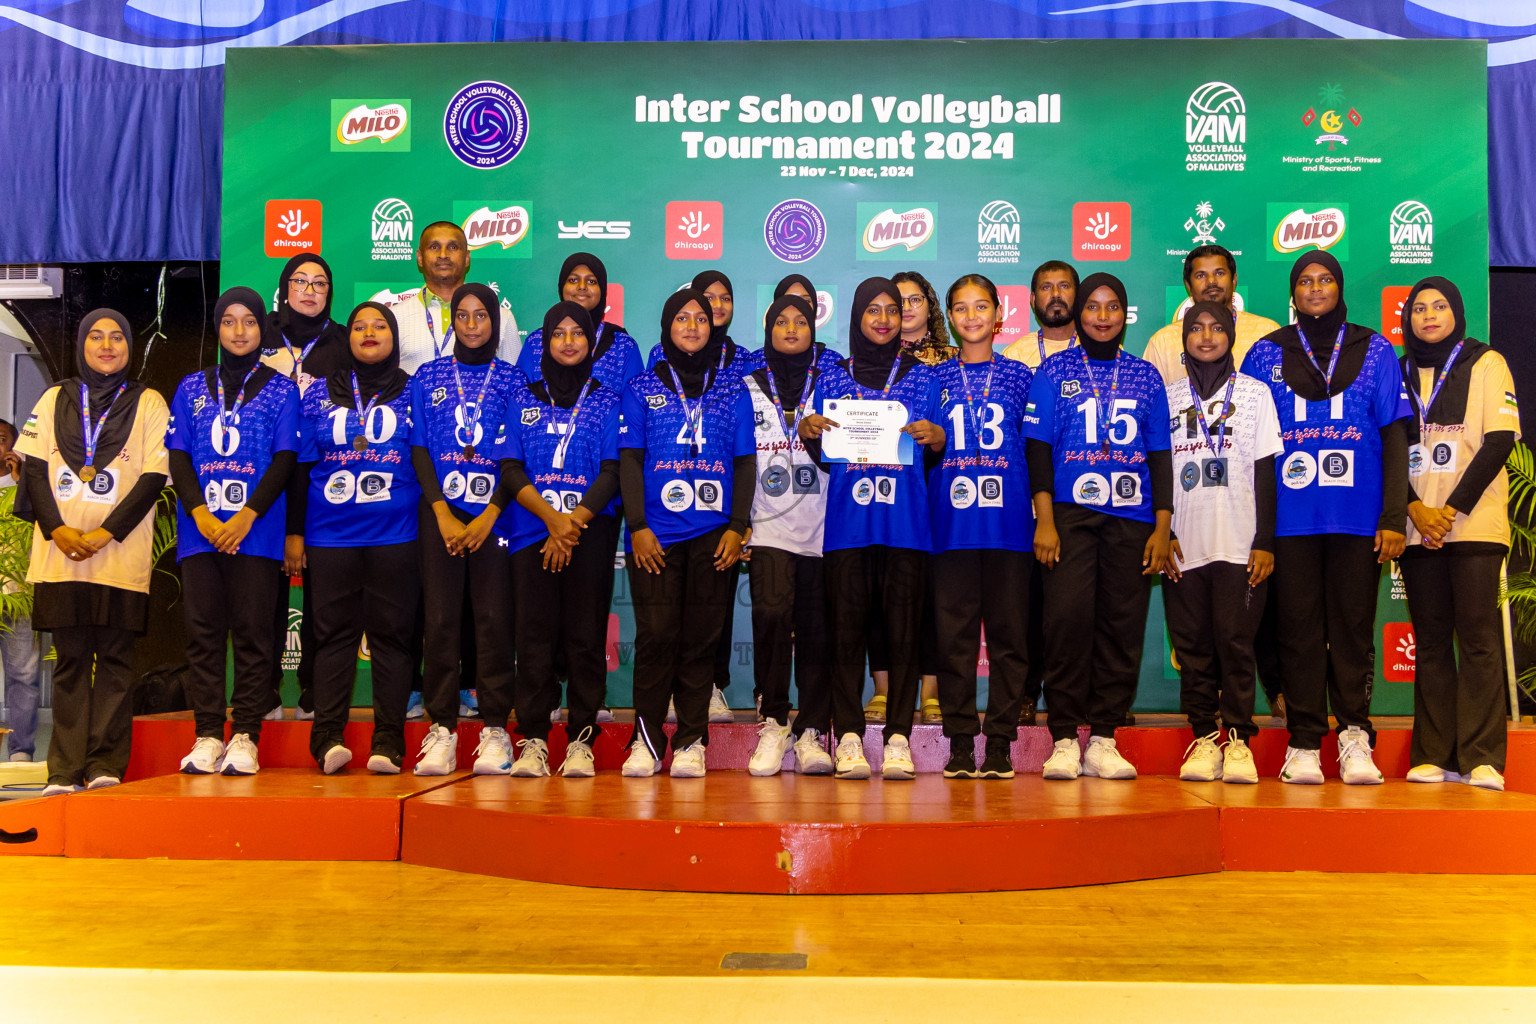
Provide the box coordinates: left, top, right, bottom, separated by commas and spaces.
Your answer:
820, 399, 915, 465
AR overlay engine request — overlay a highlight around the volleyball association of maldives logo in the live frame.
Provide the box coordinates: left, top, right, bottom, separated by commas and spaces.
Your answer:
444, 81, 530, 169
763, 199, 826, 263
1184, 81, 1246, 172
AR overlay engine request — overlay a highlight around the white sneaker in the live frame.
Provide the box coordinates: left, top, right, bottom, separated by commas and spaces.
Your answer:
794, 729, 834, 775
1179, 732, 1223, 782
179, 736, 225, 775
665, 699, 677, 723
834, 733, 871, 780
562, 729, 597, 778
1220, 732, 1258, 785
670, 740, 707, 778
8, 751, 33, 763
1042, 737, 1082, 780
1407, 763, 1446, 784
881, 735, 916, 780
321, 744, 352, 774
472, 727, 513, 775
708, 686, 734, 723
295, 706, 315, 721
510, 738, 551, 778
263, 705, 285, 721
221, 733, 260, 776
1083, 736, 1137, 780
748, 720, 793, 777
596, 706, 614, 723
622, 738, 659, 778
1279, 746, 1324, 785
367, 753, 401, 774
86, 775, 120, 790
1468, 765, 1505, 791
41, 783, 81, 797
414, 724, 457, 776
550, 708, 563, 723
1337, 726, 1383, 785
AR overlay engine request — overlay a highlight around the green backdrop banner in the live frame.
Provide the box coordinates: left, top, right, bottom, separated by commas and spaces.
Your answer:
224, 39, 1488, 715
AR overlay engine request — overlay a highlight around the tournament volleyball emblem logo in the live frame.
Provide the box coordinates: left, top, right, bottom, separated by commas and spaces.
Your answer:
764, 199, 826, 264
444, 81, 530, 169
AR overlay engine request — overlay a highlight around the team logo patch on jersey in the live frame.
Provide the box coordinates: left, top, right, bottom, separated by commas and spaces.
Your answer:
442, 471, 466, 500
1318, 449, 1353, 487
324, 470, 356, 504
852, 477, 875, 505
1432, 442, 1453, 467
661, 478, 693, 511
647, 394, 667, 409
1271, 365, 1284, 383
950, 476, 976, 509
793, 464, 820, 493
979, 475, 1003, 507
521, 407, 541, 425
193, 395, 206, 415
875, 476, 896, 504
940, 388, 950, 406
754, 410, 765, 427
1282, 452, 1317, 489
1073, 472, 1108, 506
762, 464, 790, 496
1060, 380, 1082, 398
432, 386, 448, 407
1181, 462, 1200, 491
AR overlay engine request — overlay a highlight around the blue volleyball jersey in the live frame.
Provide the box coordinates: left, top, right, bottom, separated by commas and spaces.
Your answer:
167, 370, 300, 562
297, 382, 420, 547
1022, 348, 1172, 523
645, 341, 765, 384
501, 382, 622, 552
620, 367, 755, 548
1241, 334, 1411, 537
407, 356, 525, 537
928, 356, 1034, 553
814, 361, 943, 552
515, 322, 644, 391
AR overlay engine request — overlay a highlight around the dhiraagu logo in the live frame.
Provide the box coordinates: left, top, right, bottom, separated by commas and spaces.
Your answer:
857, 203, 937, 261
331, 100, 411, 151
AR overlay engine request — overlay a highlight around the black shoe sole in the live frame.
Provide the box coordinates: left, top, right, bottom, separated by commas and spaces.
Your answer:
942, 767, 978, 779
978, 768, 1016, 780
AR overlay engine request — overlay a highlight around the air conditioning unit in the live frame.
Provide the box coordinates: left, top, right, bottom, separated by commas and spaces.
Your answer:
0, 265, 62, 299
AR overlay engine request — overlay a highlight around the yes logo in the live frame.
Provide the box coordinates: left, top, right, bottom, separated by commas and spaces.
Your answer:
1071, 202, 1131, 261
264, 200, 322, 256
666, 201, 723, 260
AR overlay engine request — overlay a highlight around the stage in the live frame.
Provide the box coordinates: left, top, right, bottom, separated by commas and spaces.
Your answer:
1, 713, 1532, 892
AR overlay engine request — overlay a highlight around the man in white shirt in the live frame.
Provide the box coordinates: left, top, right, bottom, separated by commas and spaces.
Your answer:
1143, 245, 1280, 384
0, 418, 41, 762
1001, 260, 1078, 369
391, 221, 521, 374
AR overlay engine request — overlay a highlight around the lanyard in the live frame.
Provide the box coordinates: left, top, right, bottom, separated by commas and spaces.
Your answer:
551, 380, 594, 470
676, 369, 716, 457
1410, 340, 1466, 431
452, 358, 494, 460
763, 365, 818, 435
1037, 329, 1076, 365
1080, 348, 1121, 455
1307, 324, 1346, 391
850, 357, 903, 396
1190, 373, 1238, 459
215, 367, 258, 434
423, 293, 454, 359
280, 326, 326, 379
78, 381, 128, 481
349, 372, 384, 451
956, 357, 995, 448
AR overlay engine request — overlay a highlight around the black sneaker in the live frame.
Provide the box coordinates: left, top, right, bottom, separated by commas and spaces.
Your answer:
943, 746, 978, 779
979, 749, 1016, 780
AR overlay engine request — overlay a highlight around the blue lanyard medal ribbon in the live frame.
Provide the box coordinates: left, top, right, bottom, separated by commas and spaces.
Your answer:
451, 358, 493, 461
215, 366, 258, 445
957, 357, 995, 449
551, 381, 593, 470
1410, 339, 1466, 432
763, 365, 818, 435
348, 372, 384, 452
423, 294, 455, 360
1190, 372, 1239, 458
1079, 348, 1121, 456
77, 381, 128, 482
281, 324, 326, 380
1310, 324, 1346, 391
676, 369, 715, 458
1037, 329, 1076, 365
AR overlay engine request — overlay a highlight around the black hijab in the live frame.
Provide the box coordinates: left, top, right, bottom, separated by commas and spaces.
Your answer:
773, 274, 815, 303
1400, 276, 1488, 426
328, 302, 408, 408
538, 301, 597, 408
691, 269, 738, 366
450, 283, 500, 366
1073, 273, 1129, 361
658, 289, 719, 399
210, 287, 277, 410
762, 294, 818, 410
54, 308, 146, 473
1271, 251, 1376, 402
559, 253, 619, 359
269, 252, 335, 346
847, 277, 911, 390
1182, 300, 1237, 402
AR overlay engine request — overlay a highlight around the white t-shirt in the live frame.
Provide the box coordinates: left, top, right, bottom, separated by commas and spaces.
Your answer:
1166, 373, 1284, 571
744, 372, 828, 558
390, 288, 521, 375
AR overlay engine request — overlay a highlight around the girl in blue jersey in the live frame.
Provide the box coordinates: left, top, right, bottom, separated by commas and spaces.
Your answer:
620, 289, 755, 778
743, 294, 834, 777
929, 275, 1034, 780
515, 252, 643, 390
168, 288, 300, 776
288, 302, 422, 775
1241, 252, 1410, 786
1023, 272, 1173, 782
406, 283, 524, 777
504, 301, 621, 778
799, 277, 947, 781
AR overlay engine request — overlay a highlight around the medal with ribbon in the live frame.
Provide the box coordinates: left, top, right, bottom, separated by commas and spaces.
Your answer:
78, 381, 128, 483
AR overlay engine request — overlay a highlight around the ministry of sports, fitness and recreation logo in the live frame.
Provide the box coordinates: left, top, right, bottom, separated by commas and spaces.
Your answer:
764, 199, 826, 263
977, 201, 1020, 264
1184, 82, 1246, 172
332, 100, 411, 151
1389, 201, 1434, 266
444, 81, 530, 169
1303, 83, 1360, 150
858, 203, 936, 261
370, 198, 413, 262
1267, 204, 1348, 261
